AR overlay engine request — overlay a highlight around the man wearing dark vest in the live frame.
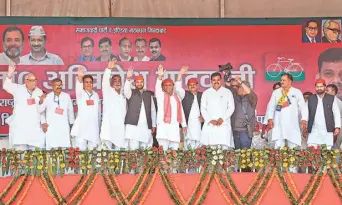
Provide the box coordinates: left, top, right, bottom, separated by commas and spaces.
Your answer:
124, 69, 157, 150
175, 66, 203, 150
306, 78, 341, 150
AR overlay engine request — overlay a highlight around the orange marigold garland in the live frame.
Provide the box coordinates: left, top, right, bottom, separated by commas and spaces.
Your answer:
307, 171, 326, 205
193, 170, 215, 205
248, 168, 274, 205
327, 168, 342, 202
137, 168, 159, 205
255, 169, 275, 205
74, 173, 98, 205
0, 175, 20, 200
159, 168, 185, 205
4, 175, 28, 205
286, 171, 300, 198
16, 176, 34, 205
214, 174, 233, 205
276, 169, 297, 204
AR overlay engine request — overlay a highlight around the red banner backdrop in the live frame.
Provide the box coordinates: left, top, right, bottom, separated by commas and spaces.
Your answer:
0, 23, 341, 135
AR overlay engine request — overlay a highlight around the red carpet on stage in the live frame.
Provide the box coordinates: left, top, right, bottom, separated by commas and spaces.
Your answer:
0, 172, 340, 205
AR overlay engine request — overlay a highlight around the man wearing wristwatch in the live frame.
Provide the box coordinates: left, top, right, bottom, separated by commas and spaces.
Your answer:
306, 78, 341, 150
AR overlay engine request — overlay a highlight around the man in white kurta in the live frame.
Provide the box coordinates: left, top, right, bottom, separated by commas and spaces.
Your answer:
124, 69, 156, 150
307, 79, 341, 150
3, 64, 45, 150
175, 66, 203, 150
155, 65, 187, 151
38, 78, 75, 150
100, 61, 128, 150
326, 84, 342, 149
71, 67, 101, 150
266, 73, 308, 148
200, 72, 235, 150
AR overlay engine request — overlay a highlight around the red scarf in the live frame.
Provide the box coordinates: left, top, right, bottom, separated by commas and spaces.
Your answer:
163, 92, 182, 124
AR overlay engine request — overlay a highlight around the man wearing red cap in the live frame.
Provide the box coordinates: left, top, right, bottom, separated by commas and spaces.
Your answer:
124, 68, 156, 150
306, 78, 341, 150
266, 73, 308, 149
155, 65, 187, 151
175, 66, 203, 150
100, 60, 128, 150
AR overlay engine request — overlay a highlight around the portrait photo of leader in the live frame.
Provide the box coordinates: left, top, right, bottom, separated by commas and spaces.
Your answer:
318, 48, 342, 100
302, 20, 321, 43
0, 26, 24, 65
322, 19, 341, 43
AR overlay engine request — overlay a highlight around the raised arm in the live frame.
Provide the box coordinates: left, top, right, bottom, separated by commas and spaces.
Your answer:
3, 64, 19, 95
175, 66, 189, 100
124, 69, 134, 99
76, 67, 85, 102
155, 64, 165, 96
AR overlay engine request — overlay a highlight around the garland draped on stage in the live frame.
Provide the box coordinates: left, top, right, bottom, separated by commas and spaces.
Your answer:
0, 145, 341, 205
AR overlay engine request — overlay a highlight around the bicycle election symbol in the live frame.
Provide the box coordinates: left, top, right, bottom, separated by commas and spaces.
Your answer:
266, 57, 304, 78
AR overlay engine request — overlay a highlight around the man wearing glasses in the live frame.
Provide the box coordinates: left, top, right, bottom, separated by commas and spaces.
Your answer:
302, 20, 321, 43
38, 78, 75, 150
322, 20, 341, 43
3, 63, 46, 150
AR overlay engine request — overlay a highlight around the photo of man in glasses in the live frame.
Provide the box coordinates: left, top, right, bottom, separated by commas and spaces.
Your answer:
302, 20, 321, 43
322, 20, 341, 43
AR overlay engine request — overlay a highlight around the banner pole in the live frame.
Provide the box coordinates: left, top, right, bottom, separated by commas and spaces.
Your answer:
219, 0, 225, 18
5, 0, 11, 16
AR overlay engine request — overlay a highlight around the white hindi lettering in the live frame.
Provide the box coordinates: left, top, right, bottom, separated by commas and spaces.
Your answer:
0, 112, 9, 126
0, 99, 14, 108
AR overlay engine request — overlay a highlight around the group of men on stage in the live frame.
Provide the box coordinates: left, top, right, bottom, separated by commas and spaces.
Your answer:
3, 60, 342, 151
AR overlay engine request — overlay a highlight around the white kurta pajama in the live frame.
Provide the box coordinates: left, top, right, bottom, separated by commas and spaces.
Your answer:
124, 80, 156, 150
308, 96, 341, 150
175, 81, 201, 150
71, 81, 101, 150
155, 79, 187, 151
100, 68, 128, 150
38, 92, 75, 149
266, 87, 308, 148
200, 86, 235, 149
3, 77, 45, 150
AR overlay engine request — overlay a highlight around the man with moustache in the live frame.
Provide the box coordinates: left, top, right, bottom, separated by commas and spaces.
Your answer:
38, 78, 74, 149
0, 26, 24, 65
21, 26, 64, 65
149, 38, 166, 61
117, 37, 133, 61
124, 68, 157, 150
155, 65, 187, 151
96, 37, 117, 62
100, 60, 128, 150
134, 38, 150, 61
322, 20, 341, 43
71, 67, 101, 150
302, 20, 321, 43
201, 72, 235, 150
306, 79, 340, 150
78, 37, 96, 62
175, 66, 203, 150
318, 48, 342, 100
266, 73, 308, 149
3, 63, 45, 150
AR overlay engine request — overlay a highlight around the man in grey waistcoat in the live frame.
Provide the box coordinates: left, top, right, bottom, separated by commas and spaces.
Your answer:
124, 69, 157, 150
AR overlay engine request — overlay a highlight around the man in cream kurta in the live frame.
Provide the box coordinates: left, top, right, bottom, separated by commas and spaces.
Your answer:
3, 64, 45, 150
266, 73, 308, 148
307, 79, 341, 150
200, 72, 235, 150
175, 66, 203, 150
38, 78, 75, 150
71, 67, 101, 150
155, 65, 187, 151
100, 61, 128, 150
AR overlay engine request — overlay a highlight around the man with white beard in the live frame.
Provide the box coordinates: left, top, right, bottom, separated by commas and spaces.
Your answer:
3, 63, 45, 150
100, 60, 128, 150
71, 67, 101, 150
38, 78, 75, 149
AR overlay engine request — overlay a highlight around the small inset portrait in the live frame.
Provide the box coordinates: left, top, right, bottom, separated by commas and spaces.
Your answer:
322, 19, 341, 43
302, 20, 321, 43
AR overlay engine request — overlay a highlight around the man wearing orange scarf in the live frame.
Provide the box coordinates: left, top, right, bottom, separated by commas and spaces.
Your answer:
155, 65, 187, 151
